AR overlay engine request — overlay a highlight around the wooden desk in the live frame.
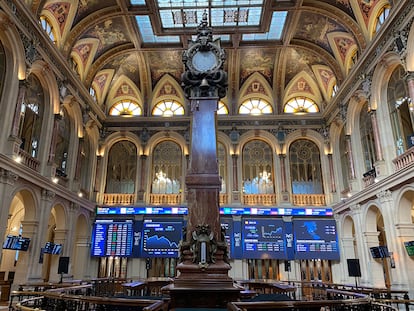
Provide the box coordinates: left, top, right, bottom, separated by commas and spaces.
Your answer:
237, 279, 296, 297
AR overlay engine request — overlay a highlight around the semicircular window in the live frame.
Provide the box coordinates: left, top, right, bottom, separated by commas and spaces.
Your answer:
284, 97, 319, 114
109, 100, 142, 116
239, 98, 272, 115
152, 100, 185, 117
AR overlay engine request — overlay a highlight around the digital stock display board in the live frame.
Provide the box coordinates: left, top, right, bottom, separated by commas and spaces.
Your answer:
141, 218, 183, 258
91, 219, 134, 257
293, 219, 340, 260
242, 218, 287, 259
2, 235, 31, 251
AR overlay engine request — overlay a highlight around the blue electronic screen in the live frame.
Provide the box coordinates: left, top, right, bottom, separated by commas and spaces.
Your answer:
43, 242, 62, 255
293, 219, 340, 260
91, 220, 134, 257
242, 218, 287, 259
141, 218, 182, 258
2, 235, 30, 251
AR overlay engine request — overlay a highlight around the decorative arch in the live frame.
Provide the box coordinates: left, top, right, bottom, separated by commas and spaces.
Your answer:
284, 71, 322, 105
91, 69, 115, 107
311, 64, 337, 102
40, 0, 78, 48
239, 72, 274, 108
107, 75, 143, 112
0, 13, 27, 80
50, 202, 67, 231
151, 74, 185, 110
284, 129, 325, 155
70, 38, 100, 82
236, 129, 277, 155
144, 131, 188, 156
327, 32, 358, 75
395, 186, 414, 224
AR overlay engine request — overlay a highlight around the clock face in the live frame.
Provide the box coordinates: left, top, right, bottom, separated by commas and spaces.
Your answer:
192, 50, 218, 72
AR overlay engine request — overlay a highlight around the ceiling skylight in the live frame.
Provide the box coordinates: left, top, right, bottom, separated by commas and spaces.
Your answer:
242, 11, 287, 41
135, 16, 181, 43
157, 0, 264, 28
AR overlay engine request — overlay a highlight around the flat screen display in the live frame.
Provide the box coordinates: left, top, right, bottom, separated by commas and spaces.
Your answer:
91, 219, 134, 257
2, 235, 30, 251
370, 245, 389, 258
141, 218, 182, 258
242, 218, 287, 259
293, 219, 340, 260
43, 242, 62, 255
404, 241, 414, 256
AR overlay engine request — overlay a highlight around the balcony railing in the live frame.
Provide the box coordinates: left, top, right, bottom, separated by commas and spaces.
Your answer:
149, 193, 181, 205
292, 194, 326, 206
393, 146, 414, 171
18, 149, 40, 171
243, 194, 277, 205
102, 193, 136, 205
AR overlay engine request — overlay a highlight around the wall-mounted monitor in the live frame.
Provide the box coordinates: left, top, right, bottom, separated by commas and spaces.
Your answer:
141, 218, 183, 258
2, 235, 30, 251
43, 242, 62, 255
293, 219, 340, 260
404, 241, 414, 256
241, 218, 287, 259
91, 219, 134, 257
370, 245, 389, 258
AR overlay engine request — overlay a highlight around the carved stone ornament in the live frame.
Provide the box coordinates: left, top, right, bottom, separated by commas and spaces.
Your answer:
190, 224, 217, 269
182, 11, 227, 99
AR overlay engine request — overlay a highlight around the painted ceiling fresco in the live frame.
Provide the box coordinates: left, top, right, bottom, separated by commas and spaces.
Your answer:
35, 0, 389, 116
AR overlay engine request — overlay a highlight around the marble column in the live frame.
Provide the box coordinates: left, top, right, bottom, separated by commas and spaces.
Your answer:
137, 154, 147, 201
231, 154, 239, 202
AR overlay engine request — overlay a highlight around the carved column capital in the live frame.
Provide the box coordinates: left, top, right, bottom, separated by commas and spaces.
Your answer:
377, 189, 392, 203
41, 189, 55, 201
0, 168, 18, 185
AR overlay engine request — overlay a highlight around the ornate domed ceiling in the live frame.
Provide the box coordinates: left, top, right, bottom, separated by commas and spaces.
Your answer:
33, 0, 390, 122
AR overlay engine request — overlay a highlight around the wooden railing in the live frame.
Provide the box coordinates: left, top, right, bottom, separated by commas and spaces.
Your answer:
393, 146, 414, 171
102, 193, 136, 205
292, 194, 326, 206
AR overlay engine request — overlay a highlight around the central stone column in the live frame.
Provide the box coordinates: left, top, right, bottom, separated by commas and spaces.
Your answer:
165, 13, 240, 308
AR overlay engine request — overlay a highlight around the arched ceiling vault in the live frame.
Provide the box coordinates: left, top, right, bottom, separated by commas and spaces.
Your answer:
31, 0, 390, 121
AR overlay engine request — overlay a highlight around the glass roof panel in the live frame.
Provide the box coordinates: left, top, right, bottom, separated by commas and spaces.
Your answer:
130, 0, 146, 4
242, 11, 287, 41
135, 16, 181, 43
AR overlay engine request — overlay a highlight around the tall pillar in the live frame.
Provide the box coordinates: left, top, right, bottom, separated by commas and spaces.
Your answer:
167, 13, 240, 308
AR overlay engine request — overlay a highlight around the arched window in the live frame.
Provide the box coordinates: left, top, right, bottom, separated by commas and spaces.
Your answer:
239, 98, 272, 115
331, 83, 338, 98
387, 65, 413, 155
242, 140, 274, 194
19, 74, 44, 158
54, 107, 71, 177
105, 141, 137, 193
40, 16, 56, 43
151, 141, 182, 194
284, 97, 318, 114
289, 139, 323, 194
359, 102, 377, 173
217, 101, 229, 115
152, 100, 184, 116
374, 5, 390, 35
109, 100, 142, 116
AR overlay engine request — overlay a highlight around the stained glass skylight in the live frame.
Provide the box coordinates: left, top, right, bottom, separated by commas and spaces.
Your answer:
157, 0, 264, 28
